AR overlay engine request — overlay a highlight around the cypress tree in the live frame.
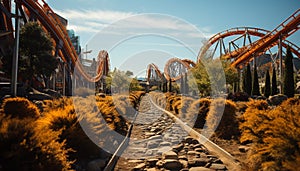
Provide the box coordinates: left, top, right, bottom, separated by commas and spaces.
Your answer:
283, 46, 295, 97
168, 80, 172, 92
243, 64, 252, 95
264, 70, 271, 98
271, 66, 277, 95
252, 64, 261, 96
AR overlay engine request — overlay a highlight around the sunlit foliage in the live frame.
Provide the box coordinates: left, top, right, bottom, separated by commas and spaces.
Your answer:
240, 98, 300, 170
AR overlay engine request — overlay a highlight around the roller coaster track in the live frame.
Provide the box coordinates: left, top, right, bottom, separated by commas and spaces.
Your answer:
146, 58, 196, 84
1, 0, 109, 83
147, 10, 300, 83
198, 9, 300, 67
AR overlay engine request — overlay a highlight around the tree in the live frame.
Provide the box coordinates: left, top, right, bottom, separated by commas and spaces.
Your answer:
243, 64, 252, 95
19, 22, 57, 87
252, 64, 261, 96
264, 70, 271, 98
271, 66, 277, 95
106, 68, 137, 93
223, 60, 239, 88
283, 46, 295, 97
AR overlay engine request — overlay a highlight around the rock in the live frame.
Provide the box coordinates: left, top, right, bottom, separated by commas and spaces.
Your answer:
133, 163, 146, 171
128, 160, 144, 163
238, 145, 250, 153
28, 92, 53, 101
150, 127, 161, 132
159, 141, 172, 147
145, 132, 156, 137
211, 158, 223, 164
172, 143, 184, 153
179, 159, 188, 168
184, 136, 194, 144
157, 146, 172, 155
147, 140, 160, 149
42, 89, 62, 98
147, 158, 159, 167
209, 163, 227, 170
268, 94, 288, 106
189, 167, 213, 171
162, 151, 178, 160
156, 160, 164, 168
178, 155, 188, 161
146, 168, 158, 171
163, 159, 182, 170
87, 159, 107, 171
187, 151, 201, 157
195, 148, 205, 153
192, 158, 211, 167
148, 135, 163, 140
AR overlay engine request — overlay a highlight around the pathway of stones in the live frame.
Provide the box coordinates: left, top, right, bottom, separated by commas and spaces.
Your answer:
115, 95, 228, 171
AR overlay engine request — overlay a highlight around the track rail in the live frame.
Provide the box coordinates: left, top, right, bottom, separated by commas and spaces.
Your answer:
148, 95, 242, 171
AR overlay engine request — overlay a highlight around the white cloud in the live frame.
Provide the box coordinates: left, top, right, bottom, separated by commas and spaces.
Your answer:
56, 9, 134, 24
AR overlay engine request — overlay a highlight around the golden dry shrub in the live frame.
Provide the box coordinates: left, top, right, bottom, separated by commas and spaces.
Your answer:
43, 97, 73, 113
2, 97, 40, 119
167, 95, 181, 111
36, 101, 105, 161
206, 99, 239, 139
184, 98, 211, 128
246, 99, 269, 110
239, 100, 270, 144
172, 98, 182, 115
248, 98, 300, 170
240, 98, 300, 170
0, 114, 72, 170
179, 97, 195, 115
129, 91, 145, 108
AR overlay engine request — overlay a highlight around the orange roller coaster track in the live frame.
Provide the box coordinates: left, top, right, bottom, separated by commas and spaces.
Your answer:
2, 0, 109, 83
198, 9, 300, 67
164, 58, 191, 81
146, 63, 164, 83
231, 9, 300, 67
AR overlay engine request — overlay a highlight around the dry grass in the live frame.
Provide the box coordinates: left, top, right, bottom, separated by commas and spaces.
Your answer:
240, 98, 300, 170
0, 112, 72, 170
206, 99, 239, 139
1, 97, 40, 118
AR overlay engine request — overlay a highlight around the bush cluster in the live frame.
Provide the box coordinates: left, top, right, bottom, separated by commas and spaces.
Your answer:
240, 98, 300, 170
0, 98, 72, 170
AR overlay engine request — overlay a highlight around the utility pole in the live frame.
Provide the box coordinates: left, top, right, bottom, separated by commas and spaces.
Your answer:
11, 2, 20, 96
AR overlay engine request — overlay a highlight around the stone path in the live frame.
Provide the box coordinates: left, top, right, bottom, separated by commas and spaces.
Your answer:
114, 95, 227, 171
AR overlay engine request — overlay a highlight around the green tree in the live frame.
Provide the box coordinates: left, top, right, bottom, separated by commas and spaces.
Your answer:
106, 68, 136, 93
252, 64, 260, 96
19, 22, 57, 87
264, 70, 271, 98
129, 77, 143, 91
271, 66, 277, 95
243, 64, 252, 95
190, 62, 210, 96
283, 46, 295, 97
223, 60, 239, 88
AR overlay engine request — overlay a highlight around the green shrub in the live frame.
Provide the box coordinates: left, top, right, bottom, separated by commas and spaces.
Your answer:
2, 97, 40, 119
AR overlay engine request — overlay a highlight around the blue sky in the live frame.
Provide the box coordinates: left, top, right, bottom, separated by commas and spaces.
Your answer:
45, 0, 300, 75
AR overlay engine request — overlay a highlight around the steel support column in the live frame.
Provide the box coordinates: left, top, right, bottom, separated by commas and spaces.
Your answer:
11, 1, 20, 96
278, 36, 283, 93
